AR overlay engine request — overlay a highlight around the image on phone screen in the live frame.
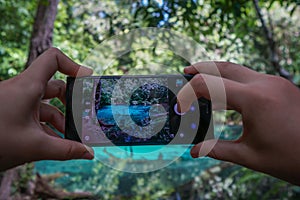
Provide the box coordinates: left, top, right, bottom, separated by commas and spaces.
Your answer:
65, 75, 212, 146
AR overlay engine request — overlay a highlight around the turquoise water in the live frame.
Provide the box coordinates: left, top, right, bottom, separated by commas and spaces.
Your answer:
34, 146, 220, 195
35, 146, 212, 174
34, 125, 242, 195
97, 105, 151, 125
35, 125, 242, 171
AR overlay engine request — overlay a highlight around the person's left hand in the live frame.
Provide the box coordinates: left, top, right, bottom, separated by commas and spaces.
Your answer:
0, 47, 94, 171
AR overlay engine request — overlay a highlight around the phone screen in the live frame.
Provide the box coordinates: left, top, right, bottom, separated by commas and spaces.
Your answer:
66, 75, 212, 146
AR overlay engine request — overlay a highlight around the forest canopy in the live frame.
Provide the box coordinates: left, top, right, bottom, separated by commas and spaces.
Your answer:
1, 0, 300, 82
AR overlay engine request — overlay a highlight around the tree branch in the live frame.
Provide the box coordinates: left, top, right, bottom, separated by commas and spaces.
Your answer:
252, 0, 293, 81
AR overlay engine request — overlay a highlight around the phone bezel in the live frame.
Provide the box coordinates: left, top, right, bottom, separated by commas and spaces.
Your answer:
65, 75, 213, 146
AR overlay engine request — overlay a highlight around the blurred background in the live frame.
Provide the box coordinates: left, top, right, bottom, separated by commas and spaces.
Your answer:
1, 0, 300, 199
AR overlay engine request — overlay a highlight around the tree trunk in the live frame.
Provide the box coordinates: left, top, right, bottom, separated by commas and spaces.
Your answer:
0, 1, 60, 199
0, 169, 17, 200
252, 0, 293, 81
25, 0, 59, 68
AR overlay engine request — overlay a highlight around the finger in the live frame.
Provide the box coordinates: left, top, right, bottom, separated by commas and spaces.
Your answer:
43, 79, 66, 105
190, 139, 247, 165
184, 61, 260, 83
38, 135, 94, 161
40, 103, 65, 133
40, 123, 61, 138
24, 47, 93, 83
177, 74, 245, 113
212, 102, 234, 111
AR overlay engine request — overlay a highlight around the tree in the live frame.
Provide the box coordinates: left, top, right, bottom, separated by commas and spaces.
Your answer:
253, 0, 292, 80
25, 0, 59, 68
1, 0, 300, 199
0, 0, 59, 199
0, 0, 37, 80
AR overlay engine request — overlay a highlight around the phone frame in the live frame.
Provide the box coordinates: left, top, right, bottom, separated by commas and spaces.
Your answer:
65, 75, 213, 146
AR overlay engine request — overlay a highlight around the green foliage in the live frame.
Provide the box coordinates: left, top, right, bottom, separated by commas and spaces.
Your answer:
2, 0, 299, 80
60, 0, 300, 80
1, 0, 300, 199
188, 165, 300, 200
11, 163, 35, 195
0, 0, 37, 80
98, 78, 168, 106
46, 158, 300, 199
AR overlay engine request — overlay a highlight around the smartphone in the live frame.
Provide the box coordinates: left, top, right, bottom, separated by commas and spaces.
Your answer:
65, 75, 212, 146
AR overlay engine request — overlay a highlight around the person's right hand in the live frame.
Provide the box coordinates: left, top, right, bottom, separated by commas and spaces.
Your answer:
0, 47, 94, 171
177, 61, 300, 185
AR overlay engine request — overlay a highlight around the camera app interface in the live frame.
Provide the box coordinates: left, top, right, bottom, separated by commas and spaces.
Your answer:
81, 77, 185, 145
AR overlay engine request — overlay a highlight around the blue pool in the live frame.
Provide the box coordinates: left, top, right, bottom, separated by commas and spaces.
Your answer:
97, 105, 152, 125
34, 125, 242, 196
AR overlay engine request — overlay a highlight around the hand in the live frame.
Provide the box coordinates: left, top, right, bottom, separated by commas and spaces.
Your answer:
177, 61, 300, 185
0, 47, 94, 171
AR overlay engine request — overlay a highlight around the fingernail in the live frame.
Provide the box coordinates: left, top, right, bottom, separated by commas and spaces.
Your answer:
184, 65, 193, 69
77, 66, 93, 77
183, 67, 190, 73
82, 145, 94, 159
190, 146, 199, 158
176, 101, 189, 113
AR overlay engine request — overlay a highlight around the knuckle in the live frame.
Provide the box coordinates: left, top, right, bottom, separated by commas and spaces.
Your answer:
191, 74, 205, 89
55, 79, 65, 86
216, 61, 232, 69
42, 104, 62, 123
249, 75, 292, 103
51, 108, 63, 124
193, 73, 205, 83
53, 80, 66, 96
216, 61, 244, 73
47, 79, 66, 99
208, 148, 218, 160
48, 108, 56, 122
269, 75, 292, 89
191, 74, 207, 96
47, 47, 62, 55
65, 143, 75, 160
245, 82, 280, 110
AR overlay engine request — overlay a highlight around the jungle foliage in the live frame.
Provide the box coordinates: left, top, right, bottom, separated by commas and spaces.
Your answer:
1, 0, 300, 199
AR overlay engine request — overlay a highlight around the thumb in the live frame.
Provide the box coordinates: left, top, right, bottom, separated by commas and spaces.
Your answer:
190, 139, 244, 164
41, 137, 94, 161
